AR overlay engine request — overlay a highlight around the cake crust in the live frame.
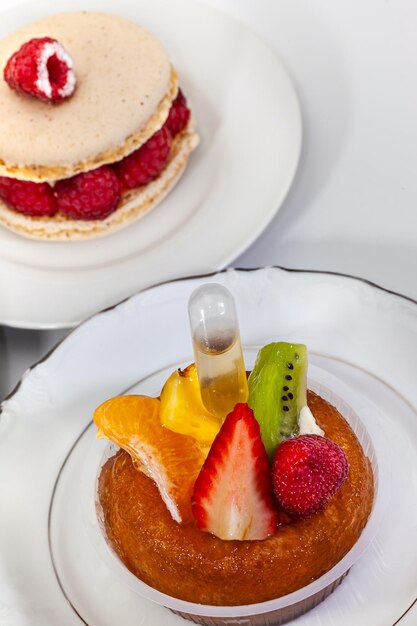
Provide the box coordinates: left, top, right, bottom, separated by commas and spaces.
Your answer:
98, 391, 374, 606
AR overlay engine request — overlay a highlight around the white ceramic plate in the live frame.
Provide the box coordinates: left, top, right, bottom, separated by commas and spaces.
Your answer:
0, 0, 302, 330
56, 364, 385, 625
1, 268, 417, 626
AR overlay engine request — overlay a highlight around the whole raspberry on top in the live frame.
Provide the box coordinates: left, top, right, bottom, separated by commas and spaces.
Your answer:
0, 176, 57, 216
272, 434, 349, 518
55, 166, 121, 220
4, 37, 76, 103
165, 89, 190, 137
114, 126, 172, 190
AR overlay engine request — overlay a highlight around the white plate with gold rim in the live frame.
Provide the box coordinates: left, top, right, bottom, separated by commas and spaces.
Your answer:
1, 267, 417, 626
0, 0, 302, 329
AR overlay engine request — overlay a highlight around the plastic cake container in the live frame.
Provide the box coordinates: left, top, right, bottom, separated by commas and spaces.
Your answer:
88, 378, 384, 626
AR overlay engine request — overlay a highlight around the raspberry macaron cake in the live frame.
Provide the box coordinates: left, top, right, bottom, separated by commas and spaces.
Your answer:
0, 12, 198, 240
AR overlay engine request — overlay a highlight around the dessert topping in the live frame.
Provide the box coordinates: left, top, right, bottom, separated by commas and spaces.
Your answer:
114, 126, 172, 190
0, 176, 57, 216
272, 434, 349, 518
160, 363, 222, 446
94, 395, 205, 524
55, 165, 121, 220
4, 37, 76, 103
166, 89, 191, 137
248, 342, 308, 458
299, 405, 324, 436
188, 284, 248, 420
192, 403, 279, 540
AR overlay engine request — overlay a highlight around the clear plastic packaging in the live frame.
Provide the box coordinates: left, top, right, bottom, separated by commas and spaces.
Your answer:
188, 283, 248, 418
87, 365, 384, 626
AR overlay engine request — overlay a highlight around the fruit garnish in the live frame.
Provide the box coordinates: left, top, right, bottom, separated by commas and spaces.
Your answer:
55, 165, 121, 220
160, 364, 222, 446
114, 126, 172, 190
192, 403, 279, 540
248, 342, 307, 458
94, 395, 205, 523
0, 177, 57, 216
4, 37, 76, 103
272, 434, 349, 518
165, 89, 190, 137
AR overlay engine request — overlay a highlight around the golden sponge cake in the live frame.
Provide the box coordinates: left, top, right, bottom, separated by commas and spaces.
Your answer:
98, 392, 374, 606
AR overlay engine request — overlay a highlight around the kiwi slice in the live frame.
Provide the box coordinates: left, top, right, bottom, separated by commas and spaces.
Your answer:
248, 342, 307, 459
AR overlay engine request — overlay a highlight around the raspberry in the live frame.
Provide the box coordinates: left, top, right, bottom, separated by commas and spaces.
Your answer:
114, 126, 172, 190
4, 37, 76, 103
0, 177, 57, 216
165, 89, 190, 137
272, 434, 349, 518
55, 166, 121, 220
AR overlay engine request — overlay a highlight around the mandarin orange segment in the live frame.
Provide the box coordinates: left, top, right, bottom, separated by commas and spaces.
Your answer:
94, 394, 205, 523
160, 364, 222, 445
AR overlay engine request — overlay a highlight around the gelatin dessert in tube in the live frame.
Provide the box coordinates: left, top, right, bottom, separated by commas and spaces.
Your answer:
93, 284, 375, 622
188, 284, 249, 418
0, 12, 198, 240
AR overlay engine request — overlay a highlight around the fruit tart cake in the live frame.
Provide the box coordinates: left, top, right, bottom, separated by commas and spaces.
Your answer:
94, 341, 374, 608
0, 12, 198, 240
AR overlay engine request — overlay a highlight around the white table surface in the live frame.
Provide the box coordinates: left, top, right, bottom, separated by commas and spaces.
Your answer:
1, 0, 417, 400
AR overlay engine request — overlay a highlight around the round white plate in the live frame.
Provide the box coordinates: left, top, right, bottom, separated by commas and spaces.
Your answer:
0, 0, 301, 330
1, 268, 417, 626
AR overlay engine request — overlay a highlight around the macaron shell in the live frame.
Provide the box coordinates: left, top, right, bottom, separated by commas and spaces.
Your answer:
0, 12, 174, 178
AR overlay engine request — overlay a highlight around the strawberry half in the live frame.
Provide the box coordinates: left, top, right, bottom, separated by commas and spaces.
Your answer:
192, 403, 279, 541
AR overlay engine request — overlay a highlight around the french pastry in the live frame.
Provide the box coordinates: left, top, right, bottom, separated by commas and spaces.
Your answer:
0, 12, 198, 240
94, 341, 374, 607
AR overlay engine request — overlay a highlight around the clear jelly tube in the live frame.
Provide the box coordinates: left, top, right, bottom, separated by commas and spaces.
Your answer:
188, 283, 248, 419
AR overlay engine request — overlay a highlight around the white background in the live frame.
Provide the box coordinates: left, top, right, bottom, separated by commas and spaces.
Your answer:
1, 0, 417, 399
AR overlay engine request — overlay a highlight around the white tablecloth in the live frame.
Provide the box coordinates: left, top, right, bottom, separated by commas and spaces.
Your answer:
1, 0, 417, 399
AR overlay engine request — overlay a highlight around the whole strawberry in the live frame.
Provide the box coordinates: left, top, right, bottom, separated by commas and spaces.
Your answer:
114, 126, 172, 190
272, 434, 349, 518
4, 37, 76, 103
165, 89, 190, 137
0, 176, 57, 216
55, 166, 121, 220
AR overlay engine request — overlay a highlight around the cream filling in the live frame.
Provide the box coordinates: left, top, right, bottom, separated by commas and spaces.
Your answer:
35, 41, 76, 99
299, 406, 325, 436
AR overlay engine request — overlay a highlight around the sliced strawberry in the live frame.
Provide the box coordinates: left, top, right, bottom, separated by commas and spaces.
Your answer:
192, 403, 279, 541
